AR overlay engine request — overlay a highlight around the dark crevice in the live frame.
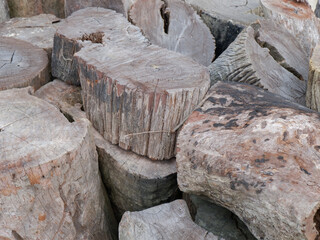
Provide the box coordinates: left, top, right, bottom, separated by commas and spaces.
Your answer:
52, 20, 61, 24
60, 110, 75, 123
160, 0, 170, 34
80, 32, 104, 44
314, 208, 320, 240
12, 230, 24, 240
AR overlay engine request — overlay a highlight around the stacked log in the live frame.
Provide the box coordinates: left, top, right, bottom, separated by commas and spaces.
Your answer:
0, 37, 50, 91
177, 81, 320, 240
0, 0, 9, 22
0, 87, 117, 239
209, 20, 308, 106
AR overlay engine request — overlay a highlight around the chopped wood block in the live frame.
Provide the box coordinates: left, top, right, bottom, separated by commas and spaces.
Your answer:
75, 43, 210, 160
209, 20, 308, 106
0, 0, 9, 22
306, 44, 320, 111
52, 7, 147, 85
0, 37, 50, 91
261, 0, 320, 57
0, 88, 117, 240
129, 0, 215, 66
119, 200, 219, 240
177, 81, 320, 240
185, 0, 262, 56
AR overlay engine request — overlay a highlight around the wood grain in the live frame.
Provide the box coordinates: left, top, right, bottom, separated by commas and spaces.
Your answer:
306, 44, 320, 111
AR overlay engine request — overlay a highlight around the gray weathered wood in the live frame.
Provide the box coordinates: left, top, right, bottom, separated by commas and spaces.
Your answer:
129, 0, 215, 66
0, 0, 9, 22
0, 87, 117, 240
0, 37, 50, 91
75, 42, 210, 160
177, 81, 320, 240
209, 20, 308, 106
119, 200, 220, 240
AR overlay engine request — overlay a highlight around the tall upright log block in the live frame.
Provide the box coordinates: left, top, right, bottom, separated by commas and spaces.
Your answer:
177, 81, 320, 240
75, 43, 210, 160
306, 44, 320, 111
0, 88, 117, 239
209, 20, 308, 106
0, 37, 50, 91
0, 0, 9, 22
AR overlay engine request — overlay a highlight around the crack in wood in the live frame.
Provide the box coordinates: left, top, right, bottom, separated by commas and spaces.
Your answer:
160, 0, 170, 34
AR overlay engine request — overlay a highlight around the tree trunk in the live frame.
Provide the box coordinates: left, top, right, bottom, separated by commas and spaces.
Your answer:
119, 200, 219, 240
129, 0, 215, 66
0, 87, 117, 240
0, 37, 50, 91
209, 20, 308, 106
177, 81, 320, 240
0, 0, 9, 22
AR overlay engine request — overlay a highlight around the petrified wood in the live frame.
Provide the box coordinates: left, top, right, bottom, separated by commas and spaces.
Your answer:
51, 7, 147, 85
209, 20, 308, 106
0, 0, 9, 23
0, 88, 117, 240
0, 37, 50, 91
129, 0, 215, 66
306, 44, 320, 111
119, 200, 219, 240
261, 0, 320, 57
75, 43, 210, 160
177, 81, 320, 240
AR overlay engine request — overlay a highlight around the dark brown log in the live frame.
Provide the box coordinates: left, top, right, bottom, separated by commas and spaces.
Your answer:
75, 43, 210, 160
119, 200, 219, 240
261, 0, 320, 57
177, 81, 320, 240
0, 0, 9, 22
129, 0, 215, 66
306, 44, 320, 111
51, 7, 147, 86
0, 37, 50, 91
209, 20, 308, 106
0, 87, 117, 239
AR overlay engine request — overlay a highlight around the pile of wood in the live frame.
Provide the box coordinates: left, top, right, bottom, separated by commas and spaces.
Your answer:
2, 0, 320, 239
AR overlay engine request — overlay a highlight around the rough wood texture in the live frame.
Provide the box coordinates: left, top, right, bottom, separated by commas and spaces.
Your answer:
76, 42, 210, 160
261, 0, 320, 57
7, 0, 65, 18
306, 44, 320, 111
0, 0, 9, 22
0, 88, 117, 240
129, 0, 215, 66
185, 0, 262, 56
209, 20, 308, 106
52, 7, 147, 85
119, 200, 219, 240
0, 37, 50, 91
177, 81, 320, 240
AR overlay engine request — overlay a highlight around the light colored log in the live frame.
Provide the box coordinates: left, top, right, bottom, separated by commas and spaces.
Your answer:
0, 87, 117, 240
0, 37, 50, 91
129, 0, 215, 66
209, 20, 308, 105
0, 0, 9, 22
177, 81, 320, 240
119, 200, 219, 240
306, 44, 320, 111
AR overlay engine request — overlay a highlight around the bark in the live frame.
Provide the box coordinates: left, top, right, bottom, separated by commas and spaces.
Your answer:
129, 0, 215, 66
0, 0, 9, 22
119, 200, 219, 240
0, 87, 117, 240
177, 81, 320, 240
209, 20, 308, 106
0, 37, 50, 91
306, 44, 320, 111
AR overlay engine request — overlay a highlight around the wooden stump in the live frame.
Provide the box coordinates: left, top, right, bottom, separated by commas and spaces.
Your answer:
184, 0, 262, 56
209, 20, 308, 106
0, 87, 117, 240
75, 43, 210, 160
177, 81, 320, 240
129, 0, 215, 66
261, 0, 320, 57
51, 7, 147, 86
306, 44, 320, 111
0, 0, 9, 22
0, 37, 50, 91
119, 200, 219, 240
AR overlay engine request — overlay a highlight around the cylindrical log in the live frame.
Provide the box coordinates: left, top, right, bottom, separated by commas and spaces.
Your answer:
0, 0, 9, 22
261, 0, 320, 57
177, 81, 320, 240
0, 37, 50, 91
209, 20, 308, 105
0, 87, 117, 239
129, 0, 215, 66
306, 44, 320, 111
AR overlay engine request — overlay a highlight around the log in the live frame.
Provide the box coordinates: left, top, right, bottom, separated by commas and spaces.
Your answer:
316, 1, 320, 17
119, 200, 219, 240
209, 20, 308, 106
261, 0, 320, 57
184, 0, 262, 56
129, 0, 215, 66
0, 37, 50, 91
0, 87, 117, 239
75, 42, 210, 160
51, 7, 147, 86
177, 81, 320, 240
0, 0, 9, 22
